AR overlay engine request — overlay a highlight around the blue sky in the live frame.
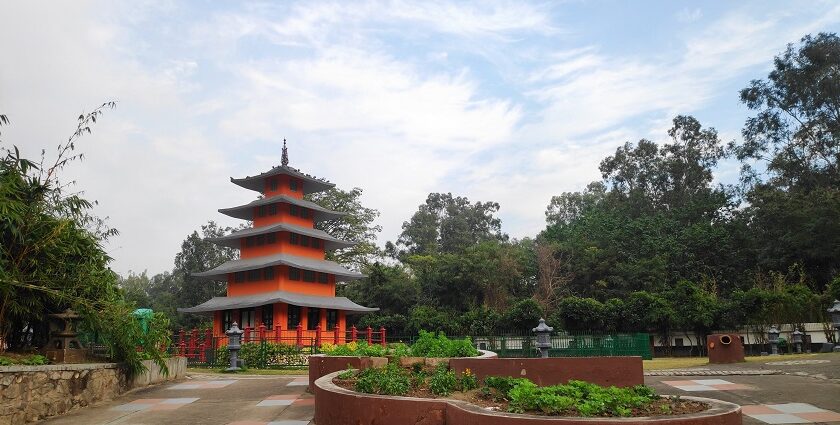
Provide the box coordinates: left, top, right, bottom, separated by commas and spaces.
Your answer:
1, 1, 838, 275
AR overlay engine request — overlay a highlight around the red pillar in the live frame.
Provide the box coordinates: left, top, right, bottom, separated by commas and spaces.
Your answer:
296, 323, 303, 348
199, 343, 206, 362
244, 326, 251, 343
315, 325, 322, 347
366, 326, 373, 345
205, 328, 213, 348
334, 326, 340, 345
275, 325, 282, 344
258, 324, 266, 342
380, 326, 387, 347
351, 325, 357, 342
178, 329, 185, 347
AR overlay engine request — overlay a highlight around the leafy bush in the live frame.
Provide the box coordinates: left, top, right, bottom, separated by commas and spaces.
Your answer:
501, 379, 658, 416
354, 363, 410, 396
410, 331, 479, 358
213, 342, 308, 369
320, 341, 388, 357
459, 368, 478, 391
20, 354, 49, 365
0, 356, 12, 366
429, 363, 457, 396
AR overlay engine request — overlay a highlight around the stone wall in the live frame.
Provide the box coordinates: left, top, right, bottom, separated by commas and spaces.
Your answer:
0, 357, 186, 424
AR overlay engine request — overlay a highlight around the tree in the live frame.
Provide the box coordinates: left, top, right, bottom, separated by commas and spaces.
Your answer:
396, 193, 506, 256
307, 187, 382, 269
339, 262, 419, 315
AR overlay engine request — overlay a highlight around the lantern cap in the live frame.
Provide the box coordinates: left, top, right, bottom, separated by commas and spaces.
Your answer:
532, 318, 554, 333
226, 322, 244, 335
828, 299, 840, 313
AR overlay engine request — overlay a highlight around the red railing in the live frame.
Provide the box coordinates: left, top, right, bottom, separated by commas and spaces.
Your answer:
172, 324, 388, 361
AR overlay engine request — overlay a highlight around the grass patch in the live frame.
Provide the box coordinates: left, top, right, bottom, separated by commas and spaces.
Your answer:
644, 352, 830, 370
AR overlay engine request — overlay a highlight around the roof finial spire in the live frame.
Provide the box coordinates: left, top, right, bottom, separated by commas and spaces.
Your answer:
281, 138, 289, 167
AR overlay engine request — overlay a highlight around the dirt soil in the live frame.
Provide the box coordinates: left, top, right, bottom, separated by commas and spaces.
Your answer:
332, 378, 708, 418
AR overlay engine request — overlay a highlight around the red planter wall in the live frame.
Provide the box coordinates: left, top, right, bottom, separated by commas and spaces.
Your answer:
449, 356, 644, 387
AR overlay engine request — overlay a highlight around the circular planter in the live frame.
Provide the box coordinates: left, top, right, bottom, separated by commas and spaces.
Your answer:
314, 371, 742, 425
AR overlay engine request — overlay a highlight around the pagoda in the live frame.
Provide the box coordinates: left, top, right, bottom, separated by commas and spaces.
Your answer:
178, 142, 376, 342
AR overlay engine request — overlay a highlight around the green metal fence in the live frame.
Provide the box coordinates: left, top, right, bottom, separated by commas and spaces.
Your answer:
478, 332, 652, 360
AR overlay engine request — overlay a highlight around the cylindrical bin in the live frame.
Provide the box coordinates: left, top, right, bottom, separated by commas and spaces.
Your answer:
707, 333, 745, 364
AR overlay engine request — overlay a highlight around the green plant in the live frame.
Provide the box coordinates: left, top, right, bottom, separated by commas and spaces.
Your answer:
0, 356, 12, 366
337, 367, 356, 380
20, 354, 49, 365
410, 331, 479, 358
428, 363, 457, 396
459, 368, 478, 391
502, 378, 658, 417
354, 363, 410, 396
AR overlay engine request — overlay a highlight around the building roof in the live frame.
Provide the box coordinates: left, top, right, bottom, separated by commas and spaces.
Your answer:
231, 165, 334, 194
208, 222, 357, 251
177, 290, 378, 315
219, 194, 347, 222
191, 252, 364, 281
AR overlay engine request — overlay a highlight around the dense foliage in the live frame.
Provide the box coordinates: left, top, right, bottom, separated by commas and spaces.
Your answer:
320, 332, 479, 358
0, 104, 169, 375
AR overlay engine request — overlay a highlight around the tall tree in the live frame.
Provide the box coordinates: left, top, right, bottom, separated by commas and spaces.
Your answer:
396, 192, 506, 256
307, 186, 382, 269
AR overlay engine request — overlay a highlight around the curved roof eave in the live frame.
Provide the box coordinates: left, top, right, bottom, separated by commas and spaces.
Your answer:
218, 194, 347, 222
177, 290, 378, 314
231, 166, 335, 194
207, 223, 357, 251
191, 253, 365, 281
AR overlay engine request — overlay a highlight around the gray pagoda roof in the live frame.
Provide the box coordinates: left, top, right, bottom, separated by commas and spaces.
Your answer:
208, 222, 356, 251
177, 290, 378, 315
231, 165, 334, 194
219, 194, 347, 222
191, 252, 364, 281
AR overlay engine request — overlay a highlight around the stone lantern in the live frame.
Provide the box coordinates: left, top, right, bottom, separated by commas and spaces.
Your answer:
226, 322, 244, 371
532, 318, 554, 358
791, 328, 804, 354
828, 300, 840, 352
767, 325, 780, 355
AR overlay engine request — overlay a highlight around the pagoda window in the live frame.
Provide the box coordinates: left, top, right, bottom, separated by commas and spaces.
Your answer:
258, 205, 267, 217
268, 204, 277, 215
318, 273, 329, 284
312, 239, 321, 249
241, 308, 256, 328
290, 179, 299, 191
263, 266, 275, 280
303, 270, 316, 282
326, 309, 338, 331
256, 234, 266, 246
266, 232, 277, 244
222, 310, 232, 333
300, 235, 310, 247
270, 178, 278, 191
288, 305, 301, 328
245, 236, 254, 247
235, 272, 246, 283
289, 267, 301, 280
248, 269, 261, 281
261, 306, 273, 330
307, 308, 321, 330
290, 233, 299, 245
301, 208, 311, 219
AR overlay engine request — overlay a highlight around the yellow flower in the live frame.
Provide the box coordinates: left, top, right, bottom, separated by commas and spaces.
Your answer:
464, 368, 472, 376
347, 341, 358, 352
321, 342, 336, 352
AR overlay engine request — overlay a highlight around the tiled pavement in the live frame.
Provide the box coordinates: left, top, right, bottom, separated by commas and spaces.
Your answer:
661, 378, 753, 391
742, 403, 840, 424
41, 374, 314, 425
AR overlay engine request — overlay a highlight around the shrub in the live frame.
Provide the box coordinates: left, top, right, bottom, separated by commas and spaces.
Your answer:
410, 331, 479, 358
500, 378, 658, 417
429, 363, 457, 396
213, 342, 308, 369
20, 354, 49, 366
321, 341, 388, 357
0, 356, 12, 366
355, 363, 410, 396
459, 368, 478, 391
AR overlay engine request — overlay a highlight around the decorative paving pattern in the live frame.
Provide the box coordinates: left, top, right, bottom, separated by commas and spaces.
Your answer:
765, 359, 831, 366
111, 397, 200, 412
169, 379, 237, 390
661, 379, 752, 391
742, 403, 840, 424
286, 377, 309, 387
256, 395, 298, 407
646, 368, 780, 376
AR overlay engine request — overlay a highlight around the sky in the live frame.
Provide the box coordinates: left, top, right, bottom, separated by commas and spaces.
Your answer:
1, 1, 839, 276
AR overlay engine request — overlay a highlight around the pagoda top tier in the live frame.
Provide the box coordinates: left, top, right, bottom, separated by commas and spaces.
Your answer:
231, 165, 334, 194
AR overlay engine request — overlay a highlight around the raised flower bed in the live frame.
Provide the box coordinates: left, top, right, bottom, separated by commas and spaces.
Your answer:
314, 367, 742, 425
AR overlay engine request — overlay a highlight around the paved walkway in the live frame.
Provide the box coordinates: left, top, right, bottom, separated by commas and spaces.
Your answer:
41, 374, 313, 425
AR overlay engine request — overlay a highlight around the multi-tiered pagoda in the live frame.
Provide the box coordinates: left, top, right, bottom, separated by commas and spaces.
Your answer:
178, 143, 376, 341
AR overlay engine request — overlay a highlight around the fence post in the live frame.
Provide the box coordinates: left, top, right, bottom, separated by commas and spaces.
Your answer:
334, 326, 340, 345
199, 342, 206, 362
351, 325, 357, 342
244, 326, 251, 344
315, 325, 322, 347
380, 326, 386, 347
190, 329, 198, 358
258, 324, 266, 342
178, 329, 185, 348
205, 328, 213, 349
275, 325, 282, 344
366, 326, 373, 345
178, 341, 185, 357
296, 323, 303, 348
